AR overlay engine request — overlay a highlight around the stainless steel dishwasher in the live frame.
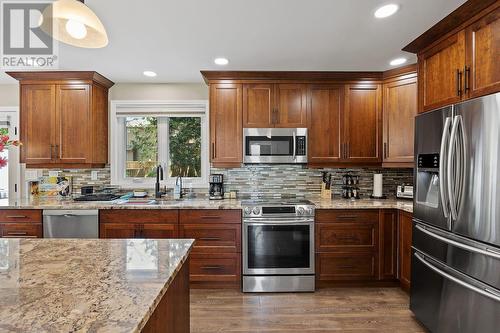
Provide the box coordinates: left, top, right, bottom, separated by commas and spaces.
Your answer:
43, 210, 99, 238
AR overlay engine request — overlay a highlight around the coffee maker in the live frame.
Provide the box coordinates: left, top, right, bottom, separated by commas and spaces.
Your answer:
209, 174, 224, 200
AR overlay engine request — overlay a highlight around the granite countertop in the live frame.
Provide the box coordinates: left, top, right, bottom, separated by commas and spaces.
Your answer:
0, 197, 413, 213
0, 238, 194, 333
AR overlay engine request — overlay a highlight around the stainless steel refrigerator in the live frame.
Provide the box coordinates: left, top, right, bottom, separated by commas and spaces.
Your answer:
412, 92, 500, 333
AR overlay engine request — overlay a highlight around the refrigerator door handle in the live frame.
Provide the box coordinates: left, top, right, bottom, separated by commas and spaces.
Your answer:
439, 117, 452, 219
414, 252, 500, 303
415, 224, 500, 260
447, 115, 460, 222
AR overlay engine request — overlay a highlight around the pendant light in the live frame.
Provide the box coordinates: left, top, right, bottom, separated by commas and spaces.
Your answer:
40, 0, 108, 48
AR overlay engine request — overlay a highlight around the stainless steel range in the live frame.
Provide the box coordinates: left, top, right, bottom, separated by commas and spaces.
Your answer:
242, 199, 315, 292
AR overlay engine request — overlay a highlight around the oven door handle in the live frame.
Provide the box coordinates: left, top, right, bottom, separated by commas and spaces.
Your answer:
244, 218, 314, 224
244, 221, 313, 226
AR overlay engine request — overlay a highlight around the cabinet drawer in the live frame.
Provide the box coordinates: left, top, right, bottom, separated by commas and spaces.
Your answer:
179, 210, 241, 224
189, 253, 241, 282
99, 210, 178, 224
179, 224, 241, 253
1, 223, 42, 238
316, 252, 378, 281
0, 210, 42, 223
315, 209, 379, 223
316, 222, 378, 252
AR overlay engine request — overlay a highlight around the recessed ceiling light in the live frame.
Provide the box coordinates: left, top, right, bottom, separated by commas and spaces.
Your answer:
143, 71, 157, 77
374, 4, 399, 18
214, 57, 229, 65
390, 57, 407, 66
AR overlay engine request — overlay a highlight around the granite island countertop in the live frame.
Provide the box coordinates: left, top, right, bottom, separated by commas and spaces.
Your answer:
0, 197, 413, 213
0, 238, 194, 333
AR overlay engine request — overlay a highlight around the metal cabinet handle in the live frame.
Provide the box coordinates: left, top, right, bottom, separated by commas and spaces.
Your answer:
335, 235, 358, 241
456, 69, 463, 96
6, 232, 28, 236
55, 145, 59, 159
6, 215, 28, 219
336, 215, 358, 220
414, 252, 500, 303
200, 216, 221, 220
211, 142, 215, 159
199, 237, 221, 241
464, 66, 470, 93
201, 265, 223, 270
49, 144, 53, 159
383, 142, 387, 159
337, 265, 354, 269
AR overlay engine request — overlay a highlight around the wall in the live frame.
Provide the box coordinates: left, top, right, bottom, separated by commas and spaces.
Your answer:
109, 83, 208, 100
0, 84, 19, 106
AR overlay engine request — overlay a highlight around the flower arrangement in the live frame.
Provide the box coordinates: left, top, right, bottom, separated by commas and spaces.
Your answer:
0, 134, 21, 169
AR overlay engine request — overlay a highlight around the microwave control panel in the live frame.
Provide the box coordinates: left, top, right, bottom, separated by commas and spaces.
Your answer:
296, 136, 306, 156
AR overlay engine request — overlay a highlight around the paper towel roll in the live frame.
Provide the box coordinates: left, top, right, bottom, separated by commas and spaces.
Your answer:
373, 174, 383, 197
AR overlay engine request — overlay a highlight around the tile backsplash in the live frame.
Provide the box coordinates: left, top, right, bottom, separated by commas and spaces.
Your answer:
212, 165, 413, 198
36, 164, 413, 198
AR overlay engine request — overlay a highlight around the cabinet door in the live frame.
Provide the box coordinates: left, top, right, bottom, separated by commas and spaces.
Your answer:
344, 84, 382, 163
308, 85, 344, 164
179, 223, 241, 253
20, 84, 56, 164
141, 223, 178, 239
379, 210, 398, 280
55, 84, 91, 164
210, 83, 243, 167
0, 223, 42, 238
465, 7, 500, 99
399, 211, 413, 291
316, 252, 378, 281
383, 76, 417, 165
419, 31, 466, 112
242, 83, 274, 127
100, 223, 138, 238
275, 84, 307, 127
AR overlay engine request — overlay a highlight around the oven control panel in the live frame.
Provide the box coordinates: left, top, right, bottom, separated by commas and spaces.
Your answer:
242, 203, 315, 218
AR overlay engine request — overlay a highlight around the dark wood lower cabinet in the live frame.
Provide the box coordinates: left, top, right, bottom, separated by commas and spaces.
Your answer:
142, 258, 190, 333
379, 210, 399, 280
189, 253, 241, 289
316, 252, 378, 281
399, 211, 413, 291
0, 209, 43, 238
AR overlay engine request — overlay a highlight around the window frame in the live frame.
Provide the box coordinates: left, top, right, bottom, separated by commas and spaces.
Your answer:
110, 100, 209, 188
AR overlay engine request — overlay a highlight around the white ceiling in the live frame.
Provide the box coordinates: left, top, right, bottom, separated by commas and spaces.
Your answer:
0, 0, 466, 83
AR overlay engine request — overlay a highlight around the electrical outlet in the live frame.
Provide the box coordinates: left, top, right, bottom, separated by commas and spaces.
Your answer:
91, 171, 98, 181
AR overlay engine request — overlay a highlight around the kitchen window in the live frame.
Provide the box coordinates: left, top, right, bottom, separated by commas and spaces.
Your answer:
111, 101, 209, 188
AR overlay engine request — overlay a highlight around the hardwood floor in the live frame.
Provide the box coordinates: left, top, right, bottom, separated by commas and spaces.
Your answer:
191, 288, 425, 332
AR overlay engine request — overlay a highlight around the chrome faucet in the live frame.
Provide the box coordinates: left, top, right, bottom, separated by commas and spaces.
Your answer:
155, 165, 164, 198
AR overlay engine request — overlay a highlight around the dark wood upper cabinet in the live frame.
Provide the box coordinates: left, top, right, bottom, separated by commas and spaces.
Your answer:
465, 6, 500, 99
56, 85, 91, 164
418, 31, 466, 113
242, 83, 307, 128
406, 2, 499, 113
210, 83, 243, 167
242, 83, 274, 127
8, 71, 114, 168
275, 83, 307, 127
308, 85, 344, 164
382, 74, 417, 167
21, 84, 56, 165
344, 84, 382, 163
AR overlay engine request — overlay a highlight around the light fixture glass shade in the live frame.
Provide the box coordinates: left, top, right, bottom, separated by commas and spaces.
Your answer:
40, 0, 108, 48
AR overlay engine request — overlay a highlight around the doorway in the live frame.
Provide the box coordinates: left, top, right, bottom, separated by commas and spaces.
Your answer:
0, 108, 20, 200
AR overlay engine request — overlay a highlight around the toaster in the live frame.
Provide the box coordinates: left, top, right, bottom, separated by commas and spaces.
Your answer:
396, 185, 414, 199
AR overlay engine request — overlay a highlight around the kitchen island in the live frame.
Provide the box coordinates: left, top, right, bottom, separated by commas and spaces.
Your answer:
0, 238, 194, 333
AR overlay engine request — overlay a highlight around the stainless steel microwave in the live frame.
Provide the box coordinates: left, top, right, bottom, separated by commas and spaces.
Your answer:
243, 128, 307, 164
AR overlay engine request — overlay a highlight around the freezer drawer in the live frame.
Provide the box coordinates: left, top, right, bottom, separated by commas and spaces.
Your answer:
43, 210, 99, 238
411, 250, 500, 333
413, 221, 500, 289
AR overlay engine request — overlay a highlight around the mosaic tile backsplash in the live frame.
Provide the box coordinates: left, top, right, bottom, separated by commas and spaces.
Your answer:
211, 165, 413, 198
38, 165, 413, 198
